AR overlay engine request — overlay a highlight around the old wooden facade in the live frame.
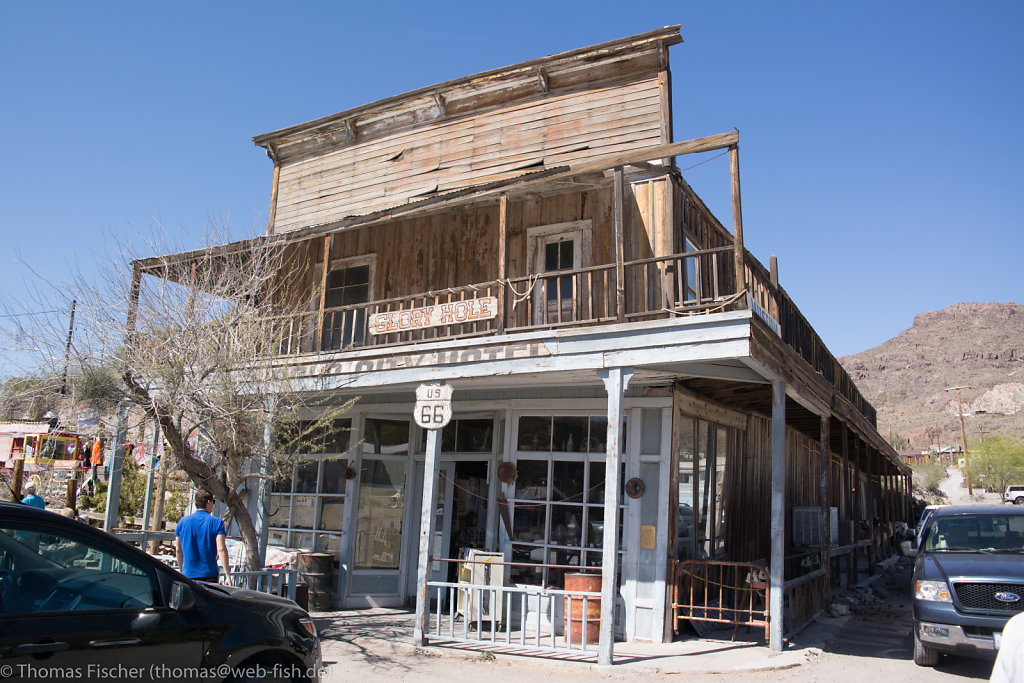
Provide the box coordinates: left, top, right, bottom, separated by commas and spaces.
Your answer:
139, 27, 910, 660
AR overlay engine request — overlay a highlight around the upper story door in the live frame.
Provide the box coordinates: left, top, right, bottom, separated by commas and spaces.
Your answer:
527, 220, 591, 326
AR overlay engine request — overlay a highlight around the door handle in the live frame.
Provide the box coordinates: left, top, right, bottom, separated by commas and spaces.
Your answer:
11, 641, 70, 655
89, 638, 141, 648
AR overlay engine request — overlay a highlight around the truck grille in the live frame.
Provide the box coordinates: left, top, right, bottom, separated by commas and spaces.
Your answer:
954, 582, 1024, 613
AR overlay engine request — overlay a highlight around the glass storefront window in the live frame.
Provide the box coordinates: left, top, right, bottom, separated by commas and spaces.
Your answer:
517, 416, 551, 451
510, 413, 627, 587
267, 417, 351, 553
677, 417, 737, 561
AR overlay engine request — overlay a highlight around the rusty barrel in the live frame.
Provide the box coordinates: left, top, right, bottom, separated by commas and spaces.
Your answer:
564, 572, 601, 644
296, 552, 334, 611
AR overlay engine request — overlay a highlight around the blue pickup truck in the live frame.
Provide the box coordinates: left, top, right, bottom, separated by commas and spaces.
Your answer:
912, 505, 1024, 666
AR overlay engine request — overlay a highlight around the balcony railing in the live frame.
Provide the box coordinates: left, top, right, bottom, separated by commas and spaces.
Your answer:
270, 246, 738, 356
263, 245, 871, 424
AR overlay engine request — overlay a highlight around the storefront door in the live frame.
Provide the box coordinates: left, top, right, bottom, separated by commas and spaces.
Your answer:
348, 418, 411, 606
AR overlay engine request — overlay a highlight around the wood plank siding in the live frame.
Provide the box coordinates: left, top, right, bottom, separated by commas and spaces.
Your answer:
256, 28, 681, 235
271, 78, 666, 233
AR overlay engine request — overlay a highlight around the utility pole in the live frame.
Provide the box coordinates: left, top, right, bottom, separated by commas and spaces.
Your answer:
946, 386, 972, 496
60, 299, 76, 395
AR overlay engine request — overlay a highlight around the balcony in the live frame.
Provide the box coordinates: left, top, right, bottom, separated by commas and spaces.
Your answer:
273, 245, 738, 355
264, 243, 872, 426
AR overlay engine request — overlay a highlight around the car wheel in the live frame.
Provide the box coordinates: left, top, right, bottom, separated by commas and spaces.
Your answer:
1014, 497, 1024, 505
913, 629, 940, 667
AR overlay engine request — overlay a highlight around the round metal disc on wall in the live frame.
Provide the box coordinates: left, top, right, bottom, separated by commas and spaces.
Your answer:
496, 461, 517, 483
625, 477, 645, 498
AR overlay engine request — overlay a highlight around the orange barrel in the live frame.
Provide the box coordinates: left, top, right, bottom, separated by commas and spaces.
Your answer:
296, 552, 334, 611
564, 572, 601, 644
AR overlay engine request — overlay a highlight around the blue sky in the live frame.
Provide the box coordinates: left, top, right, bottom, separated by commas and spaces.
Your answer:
1, 1, 1021, 373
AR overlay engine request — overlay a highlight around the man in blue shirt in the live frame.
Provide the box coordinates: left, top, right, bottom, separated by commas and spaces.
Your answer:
174, 489, 232, 583
21, 482, 45, 509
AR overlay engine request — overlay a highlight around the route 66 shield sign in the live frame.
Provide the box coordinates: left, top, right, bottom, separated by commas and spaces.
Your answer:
414, 383, 453, 429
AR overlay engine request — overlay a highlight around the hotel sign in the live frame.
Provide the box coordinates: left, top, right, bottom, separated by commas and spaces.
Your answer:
368, 297, 499, 336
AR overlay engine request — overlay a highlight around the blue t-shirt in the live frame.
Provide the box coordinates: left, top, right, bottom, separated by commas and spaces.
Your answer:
21, 494, 45, 509
175, 509, 226, 579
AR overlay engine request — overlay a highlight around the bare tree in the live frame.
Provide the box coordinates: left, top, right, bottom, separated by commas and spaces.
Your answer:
2, 227, 354, 570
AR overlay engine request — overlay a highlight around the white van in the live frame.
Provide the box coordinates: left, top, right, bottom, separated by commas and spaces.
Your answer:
1004, 485, 1024, 504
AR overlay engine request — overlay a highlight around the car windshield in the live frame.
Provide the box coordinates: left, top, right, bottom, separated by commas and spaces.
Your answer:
923, 514, 1024, 552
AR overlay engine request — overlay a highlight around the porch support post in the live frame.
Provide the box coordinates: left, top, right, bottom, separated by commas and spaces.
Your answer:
613, 167, 626, 323
255, 398, 276, 568
103, 401, 130, 533
107, 263, 142, 533
769, 381, 786, 652
866, 446, 875, 573
730, 144, 746, 301
142, 418, 160, 534
598, 366, 632, 666
841, 425, 854, 588
819, 415, 831, 575
414, 426, 443, 645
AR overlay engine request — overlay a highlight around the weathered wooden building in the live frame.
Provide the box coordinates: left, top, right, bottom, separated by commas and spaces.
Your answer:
140, 27, 910, 661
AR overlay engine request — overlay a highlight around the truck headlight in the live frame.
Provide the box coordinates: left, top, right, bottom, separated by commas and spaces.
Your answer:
915, 580, 952, 602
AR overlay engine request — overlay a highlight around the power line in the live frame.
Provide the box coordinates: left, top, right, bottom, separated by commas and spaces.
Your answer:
0, 309, 63, 319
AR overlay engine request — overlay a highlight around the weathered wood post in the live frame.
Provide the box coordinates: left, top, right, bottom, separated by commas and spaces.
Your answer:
769, 381, 786, 651
598, 367, 632, 666
613, 167, 626, 323
820, 415, 831, 588
865, 445, 875, 573
497, 194, 508, 334
730, 144, 746, 301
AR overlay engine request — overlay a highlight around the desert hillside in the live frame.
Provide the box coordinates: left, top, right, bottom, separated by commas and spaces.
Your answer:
839, 302, 1024, 449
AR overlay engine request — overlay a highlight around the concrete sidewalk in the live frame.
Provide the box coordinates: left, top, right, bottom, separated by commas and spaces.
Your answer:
312, 606, 849, 677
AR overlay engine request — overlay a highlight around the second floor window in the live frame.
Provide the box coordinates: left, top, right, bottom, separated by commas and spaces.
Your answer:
322, 263, 370, 350
544, 237, 575, 304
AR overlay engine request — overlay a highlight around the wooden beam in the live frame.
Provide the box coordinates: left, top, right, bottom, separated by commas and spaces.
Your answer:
567, 131, 738, 178
535, 67, 549, 93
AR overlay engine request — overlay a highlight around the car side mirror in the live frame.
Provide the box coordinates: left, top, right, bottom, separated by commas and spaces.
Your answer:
170, 581, 197, 611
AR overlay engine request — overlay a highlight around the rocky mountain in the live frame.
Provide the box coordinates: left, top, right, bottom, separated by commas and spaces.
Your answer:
839, 302, 1024, 449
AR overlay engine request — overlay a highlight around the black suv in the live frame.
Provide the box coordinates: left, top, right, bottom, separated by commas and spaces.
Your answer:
912, 505, 1024, 666
0, 502, 321, 682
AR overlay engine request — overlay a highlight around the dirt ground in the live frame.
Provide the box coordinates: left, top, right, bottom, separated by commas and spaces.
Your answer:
319, 467, 1001, 682
319, 564, 995, 683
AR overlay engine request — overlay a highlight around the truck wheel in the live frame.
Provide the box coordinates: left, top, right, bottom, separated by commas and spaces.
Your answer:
914, 629, 940, 667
